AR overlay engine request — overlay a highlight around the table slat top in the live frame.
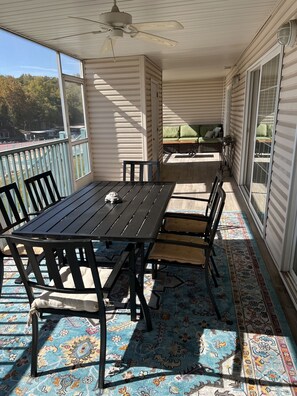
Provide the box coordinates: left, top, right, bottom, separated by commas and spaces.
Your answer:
14, 181, 175, 242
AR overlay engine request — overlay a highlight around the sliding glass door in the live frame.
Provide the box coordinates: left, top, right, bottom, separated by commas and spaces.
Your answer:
243, 49, 281, 230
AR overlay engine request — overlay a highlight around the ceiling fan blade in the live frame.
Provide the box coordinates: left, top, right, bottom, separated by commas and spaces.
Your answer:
128, 20, 183, 32
48, 30, 103, 41
68, 16, 110, 30
132, 31, 177, 47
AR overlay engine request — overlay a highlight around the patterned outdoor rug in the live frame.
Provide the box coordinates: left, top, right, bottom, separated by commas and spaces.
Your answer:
0, 212, 296, 395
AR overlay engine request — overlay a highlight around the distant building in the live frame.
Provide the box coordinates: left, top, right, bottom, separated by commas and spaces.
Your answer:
0, 128, 25, 142
22, 126, 85, 141
24, 129, 60, 141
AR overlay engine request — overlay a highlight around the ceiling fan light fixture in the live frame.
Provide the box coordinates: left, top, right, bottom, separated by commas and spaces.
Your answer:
109, 29, 123, 38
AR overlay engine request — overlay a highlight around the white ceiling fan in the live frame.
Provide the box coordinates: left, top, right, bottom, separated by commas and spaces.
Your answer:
49, 0, 183, 56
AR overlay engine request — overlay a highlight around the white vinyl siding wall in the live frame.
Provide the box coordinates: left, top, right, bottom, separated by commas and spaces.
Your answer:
84, 55, 161, 180
163, 79, 224, 125
267, 44, 297, 265
227, 0, 297, 267
84, 56, 144, 180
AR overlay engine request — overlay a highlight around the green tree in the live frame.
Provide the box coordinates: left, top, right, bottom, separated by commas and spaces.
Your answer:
20, 74, 63, 130
0, 75, 28, 129
0, 74, 84, 137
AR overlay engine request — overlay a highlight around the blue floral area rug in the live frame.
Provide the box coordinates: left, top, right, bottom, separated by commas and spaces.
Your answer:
0, 212, 296, 395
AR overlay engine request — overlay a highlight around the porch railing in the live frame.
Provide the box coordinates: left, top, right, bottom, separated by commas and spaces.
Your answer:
0, 139, 73, 213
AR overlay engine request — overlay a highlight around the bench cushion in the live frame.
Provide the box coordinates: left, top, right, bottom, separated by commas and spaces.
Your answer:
163, 123, 223, 153
163, 126, 180, 139
256, 123, 267, 137
180, 125, 199, 138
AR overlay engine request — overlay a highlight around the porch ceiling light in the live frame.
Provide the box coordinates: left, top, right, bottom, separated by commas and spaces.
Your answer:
277, 19, 297, 47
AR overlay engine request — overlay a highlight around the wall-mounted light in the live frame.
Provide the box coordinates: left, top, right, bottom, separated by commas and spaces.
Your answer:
277, 19, 297, 47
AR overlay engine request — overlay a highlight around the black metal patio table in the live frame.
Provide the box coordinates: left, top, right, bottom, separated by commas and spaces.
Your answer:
13, 180, 175, 320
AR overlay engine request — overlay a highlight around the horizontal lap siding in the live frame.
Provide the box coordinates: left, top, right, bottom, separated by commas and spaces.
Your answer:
84, 57, 143, 181
227, 0, 297, 266
267, 44, 297, 265
163, 79, 224, 125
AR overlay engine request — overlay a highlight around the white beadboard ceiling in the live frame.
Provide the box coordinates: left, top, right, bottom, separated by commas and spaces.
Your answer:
0, 0, 280, 81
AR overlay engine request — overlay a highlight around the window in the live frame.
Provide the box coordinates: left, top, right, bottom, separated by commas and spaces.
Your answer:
60, 59, 90, 180
64, 81, 87, 142
0, 29, 64, 143
0, 28, 91, 184
60, 54, 82, 77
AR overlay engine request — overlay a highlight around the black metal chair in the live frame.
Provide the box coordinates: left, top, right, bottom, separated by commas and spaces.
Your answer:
0, 182, 43, 293
163, 169, 223, 234
162, 170, 224, 279
5, 236, 152, 389
121, 160, 161, 278
24, 170, 63, 214
148, 185, 226, 320
123, 160, 160, 182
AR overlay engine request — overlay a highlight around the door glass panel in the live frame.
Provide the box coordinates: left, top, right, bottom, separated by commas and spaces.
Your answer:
244, 54, 280, 227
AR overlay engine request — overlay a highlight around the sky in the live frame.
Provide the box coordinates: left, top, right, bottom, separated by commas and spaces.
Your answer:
0, 29, 80, 77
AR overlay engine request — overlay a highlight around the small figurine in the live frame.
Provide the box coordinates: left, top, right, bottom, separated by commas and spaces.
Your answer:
105, 191, 122, 204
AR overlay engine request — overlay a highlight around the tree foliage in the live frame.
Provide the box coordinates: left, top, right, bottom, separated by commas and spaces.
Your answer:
0, 76, 28, 130
0, 74, 83, 136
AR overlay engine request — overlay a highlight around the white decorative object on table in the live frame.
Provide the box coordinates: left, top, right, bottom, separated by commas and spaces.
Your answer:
105, 191, 122, 204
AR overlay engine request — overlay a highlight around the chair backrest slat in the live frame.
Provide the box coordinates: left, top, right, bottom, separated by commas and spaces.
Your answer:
123, 160, 160, 182
35, 179, 50, 209
0, 183, 29, 234
44, 246, 65, 289
5, 237, 105, 307
64, 246, 85, 289
25, 170, 62, 213
205, 170, 223, 216
207, 185, 226, 246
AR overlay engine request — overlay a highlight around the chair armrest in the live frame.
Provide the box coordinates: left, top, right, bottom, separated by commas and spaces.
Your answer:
163, 211, 209, 222
28, 211, 41, 217
170, 195, 209, 203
